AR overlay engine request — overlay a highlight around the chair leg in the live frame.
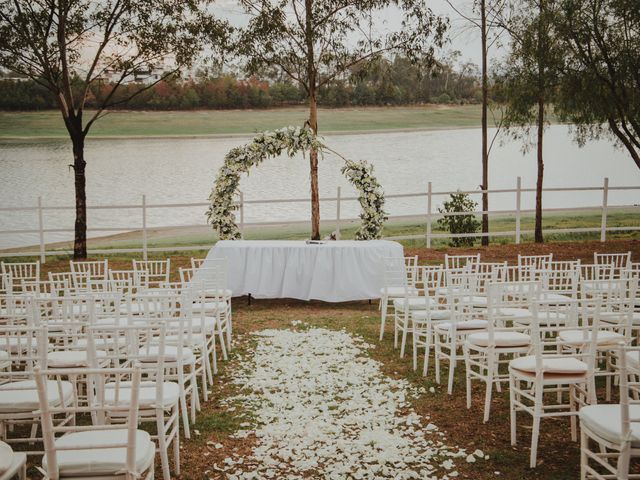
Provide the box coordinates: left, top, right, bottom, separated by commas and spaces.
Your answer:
447, 341, 456, 395
530, 385, 543, 468
483, 358, 494, 423
510, 374, 517, 446
400, 313, 409, 358
412, 323, 418, 371
156, 414, 171, 480
172, 405, 181, 476
422, 324, 432, 377
618, 442, 631, 480
569, 385, 577, 442
464, 345, 472, 410
379, 297, 388, 341
580, 429, 588, 480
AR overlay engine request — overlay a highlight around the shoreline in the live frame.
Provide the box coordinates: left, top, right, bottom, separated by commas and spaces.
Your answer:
0, 124, 485, 141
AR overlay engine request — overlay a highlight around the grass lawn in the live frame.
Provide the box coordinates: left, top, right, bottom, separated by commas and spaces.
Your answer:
0, 105, 489, 138
22, 239, 639, 479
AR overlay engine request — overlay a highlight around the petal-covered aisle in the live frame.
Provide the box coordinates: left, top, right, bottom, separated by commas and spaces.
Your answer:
217, 327, 481, 479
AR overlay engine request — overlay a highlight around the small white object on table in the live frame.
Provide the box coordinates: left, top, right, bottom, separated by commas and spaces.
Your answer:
200, 240, 404, 302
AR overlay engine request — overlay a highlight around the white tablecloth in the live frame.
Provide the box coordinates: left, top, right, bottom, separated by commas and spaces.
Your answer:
200, 240, 404, 302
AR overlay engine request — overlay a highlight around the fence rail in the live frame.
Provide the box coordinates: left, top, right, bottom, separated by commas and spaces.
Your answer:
0, 177, 638, 263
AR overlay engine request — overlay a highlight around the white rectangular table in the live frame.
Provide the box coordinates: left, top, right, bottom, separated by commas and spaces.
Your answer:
200, 240, 404, 302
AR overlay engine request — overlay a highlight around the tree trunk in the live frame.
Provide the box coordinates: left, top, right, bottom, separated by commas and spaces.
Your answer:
535, 0, 545, 244
480, 0, 489, 246
305, 0, 320, 240
309, 90, 321, 240
535, 97, 544, 243
72, 133, 88, 258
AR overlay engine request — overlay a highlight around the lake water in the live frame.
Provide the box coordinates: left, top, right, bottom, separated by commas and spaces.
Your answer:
1, 124, 639, 249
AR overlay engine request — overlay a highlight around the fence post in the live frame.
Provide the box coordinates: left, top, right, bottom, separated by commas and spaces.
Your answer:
600, 177, 609, 242
37, 196, 45, 264
336, 186, 341, 240
142, 195, 148, 261
239, 191, 245, 239
426, 182, 432, 249
515, 176, 522, 244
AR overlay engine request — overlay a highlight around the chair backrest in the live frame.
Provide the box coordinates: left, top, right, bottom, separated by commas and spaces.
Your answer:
418, 265, 443, 297
191, 258, 205, 269
35, 365, 143, 480
0, 325, 48, 379
486, 281, 541, 343
444, 254, 480, 271
594, 252, 631, 269
472, 261, 508, 281
1, 261, 39, 287
540, 264, 580, 298
444, 269, 480, 295
133, 259, 170, 288
517, 254, 553, 281
48, 272, 75, 296
381, 257, 411, 292
70, 260, 108, 282
0, 273, 12, 295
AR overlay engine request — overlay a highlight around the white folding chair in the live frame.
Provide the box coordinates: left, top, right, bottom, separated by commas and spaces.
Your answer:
434, 279, 489, 394
464, 281, 540, 422
90, 323, 181, 480
509, 296, 599, 468
580, 343, 640, 480
380, 256, 418, 342
70, 260, 108, 286
517, 254, 553, 282
35, 365, 155, 480
0, 325, 76, 454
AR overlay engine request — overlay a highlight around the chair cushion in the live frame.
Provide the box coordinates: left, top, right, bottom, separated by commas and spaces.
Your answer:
104, 381, 180, 408
0, 380, 73, 413
557, 330, 625, 346
499, 307, 532, 319
393, 297, 436, 311
625, 351, 640, 371
510, 355, 588, 374
600, 311, 632, 325
411, 309, 451, 321
191, 301, 228, 311
380, 286, 418, 297
0, 350, 9, 363
0, 441, 13, 474
541, 292, 574, 302
467, 331, 531, 348
42, 429, 155, 477
137, 345, 194, 363
47, 350, 107, 368
469, 296, 488, 306
580, 404, 640, 447
434, 319, 488, 333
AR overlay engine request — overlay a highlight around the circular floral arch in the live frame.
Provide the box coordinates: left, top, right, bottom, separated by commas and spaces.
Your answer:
206, 126, 387, 240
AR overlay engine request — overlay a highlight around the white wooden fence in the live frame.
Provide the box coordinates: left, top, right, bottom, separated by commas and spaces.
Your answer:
0, 177, 638, 263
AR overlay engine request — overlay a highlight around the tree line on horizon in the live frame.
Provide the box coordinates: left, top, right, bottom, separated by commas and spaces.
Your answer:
0, 55, 481, 111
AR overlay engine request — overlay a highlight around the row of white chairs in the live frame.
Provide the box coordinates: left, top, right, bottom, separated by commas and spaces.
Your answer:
0, 257, 230, 480
380, 252, 640, 477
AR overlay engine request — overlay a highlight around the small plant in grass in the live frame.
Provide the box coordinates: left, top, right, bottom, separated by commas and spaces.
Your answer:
437, 192, 481, 247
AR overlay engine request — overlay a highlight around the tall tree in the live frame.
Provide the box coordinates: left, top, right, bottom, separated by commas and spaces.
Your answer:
496, 0, 562, 242
0, 0, 227, 258
237, 0, 447, 239
446, 0, 508, 246
553, 0, 640, 169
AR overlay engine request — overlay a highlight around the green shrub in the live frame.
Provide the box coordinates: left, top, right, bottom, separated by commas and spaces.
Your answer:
437, 192, 480, 247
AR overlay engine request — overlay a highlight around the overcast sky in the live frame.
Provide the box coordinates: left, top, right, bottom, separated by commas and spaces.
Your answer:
213, 0, 488, 67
